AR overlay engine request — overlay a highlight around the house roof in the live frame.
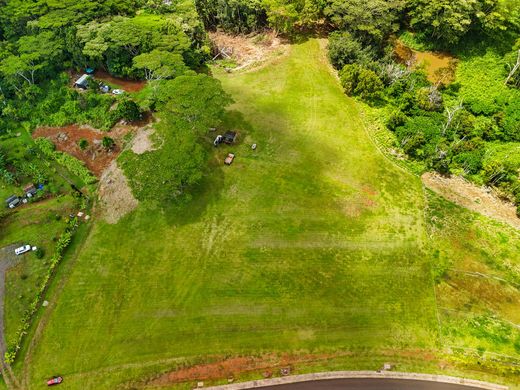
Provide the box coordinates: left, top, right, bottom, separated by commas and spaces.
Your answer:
75, 74, 90, 86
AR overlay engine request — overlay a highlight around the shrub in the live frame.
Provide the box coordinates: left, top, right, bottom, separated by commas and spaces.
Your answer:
102, 136, 115, 151
328, 31, 374, 70
78, 139, 89, 150
34, 137, 56, 157
386, 110, 407, 131
34, 247, 45, 259
395, 115, 443, 159
416, 87, 443, 111
339, 64, 384, 100
116, 99, 141, 122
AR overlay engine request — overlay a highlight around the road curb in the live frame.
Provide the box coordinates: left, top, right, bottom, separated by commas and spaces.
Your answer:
203, 371, 508, 390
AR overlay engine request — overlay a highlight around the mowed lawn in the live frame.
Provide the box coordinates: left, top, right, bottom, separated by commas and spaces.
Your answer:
26, 39, 439, 389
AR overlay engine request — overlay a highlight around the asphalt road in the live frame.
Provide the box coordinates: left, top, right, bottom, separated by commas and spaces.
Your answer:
257, 379, 487, 390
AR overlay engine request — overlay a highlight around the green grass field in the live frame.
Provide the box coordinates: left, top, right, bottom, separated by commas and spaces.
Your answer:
1, 195, 76, 348
24, 39, 440, 388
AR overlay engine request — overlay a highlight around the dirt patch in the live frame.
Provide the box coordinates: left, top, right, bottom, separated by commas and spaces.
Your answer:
142, 350, 446, 388
97, 161, 138, 224
93, 70, 147, 92
33, 125, 130, 177
209, 30, 289, 71
146, 353, 337, 388
131, 126, 156, 154
395, 41, 457, 84
422, 172, 520, 230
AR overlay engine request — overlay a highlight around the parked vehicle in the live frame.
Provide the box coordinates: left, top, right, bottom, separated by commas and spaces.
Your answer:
213, 135, 223, 147
15, 245, 31, 256
5, 195, 20, 209
24, 183, 37, 198
223, 131, 237, 144
47, 376, 63, 386
112, 89, 124, 95
224, 153, 235, 165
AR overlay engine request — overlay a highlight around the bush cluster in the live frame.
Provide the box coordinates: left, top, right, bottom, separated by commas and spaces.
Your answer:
329, 29, 520, 210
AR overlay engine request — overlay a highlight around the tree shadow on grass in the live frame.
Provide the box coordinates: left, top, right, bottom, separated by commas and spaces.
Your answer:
162, 110, 252, 227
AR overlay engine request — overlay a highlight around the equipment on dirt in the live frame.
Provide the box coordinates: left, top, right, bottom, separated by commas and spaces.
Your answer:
224, 153, 235, 165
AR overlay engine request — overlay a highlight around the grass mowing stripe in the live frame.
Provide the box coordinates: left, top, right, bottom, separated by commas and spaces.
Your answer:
26, 39, 438, 389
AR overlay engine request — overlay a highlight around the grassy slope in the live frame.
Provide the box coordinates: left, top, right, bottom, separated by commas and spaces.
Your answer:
427, 191, 520, 359
26, 39, 438, 389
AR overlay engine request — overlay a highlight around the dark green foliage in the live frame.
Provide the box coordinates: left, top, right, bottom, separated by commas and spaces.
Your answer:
119, 74, 232, 203
34, 247, 45, 259
152, 74, 233, 131
394, 115, 443, 159
386, 110, 407, 131
324, 0, 406, 46
78, 139, 89, 150
339, 64, 384, 100
116, 99, 141, 122
327, 31, 374, 70
120, 116, 206, 202
195, 0, 267, 33
102, 136, 115, 150
452, 150, 483, 175
408, 0, 520, 46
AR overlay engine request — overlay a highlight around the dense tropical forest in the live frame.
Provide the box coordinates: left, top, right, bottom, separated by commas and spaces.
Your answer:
0, 0, 518, 208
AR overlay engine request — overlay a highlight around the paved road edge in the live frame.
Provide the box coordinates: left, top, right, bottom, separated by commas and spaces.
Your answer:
203, 371, 508, 390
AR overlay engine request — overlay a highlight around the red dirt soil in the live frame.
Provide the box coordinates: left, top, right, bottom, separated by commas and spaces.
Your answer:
93, 70, 147, 92
144, 350, 443, 388
33, 124, 132, 177
147, 354, 337, 387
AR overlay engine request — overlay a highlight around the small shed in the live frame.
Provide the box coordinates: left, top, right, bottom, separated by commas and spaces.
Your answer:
223, 131, 237, 144
24, 184, 37, 198
74, 74, 90, 89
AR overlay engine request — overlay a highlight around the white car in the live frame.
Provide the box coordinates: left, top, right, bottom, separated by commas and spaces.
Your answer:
112, 89, 124, 95
15, 245, 31, 256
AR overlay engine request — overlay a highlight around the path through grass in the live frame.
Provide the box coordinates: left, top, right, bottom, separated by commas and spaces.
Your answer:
25, 39, 438, 389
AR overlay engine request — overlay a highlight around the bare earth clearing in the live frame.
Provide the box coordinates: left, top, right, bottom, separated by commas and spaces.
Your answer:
422, 172, 520, 230
210, 30, 289, 71
32, 124, 131, 177
131, 126, 157, 155
97, 161, 138, 224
